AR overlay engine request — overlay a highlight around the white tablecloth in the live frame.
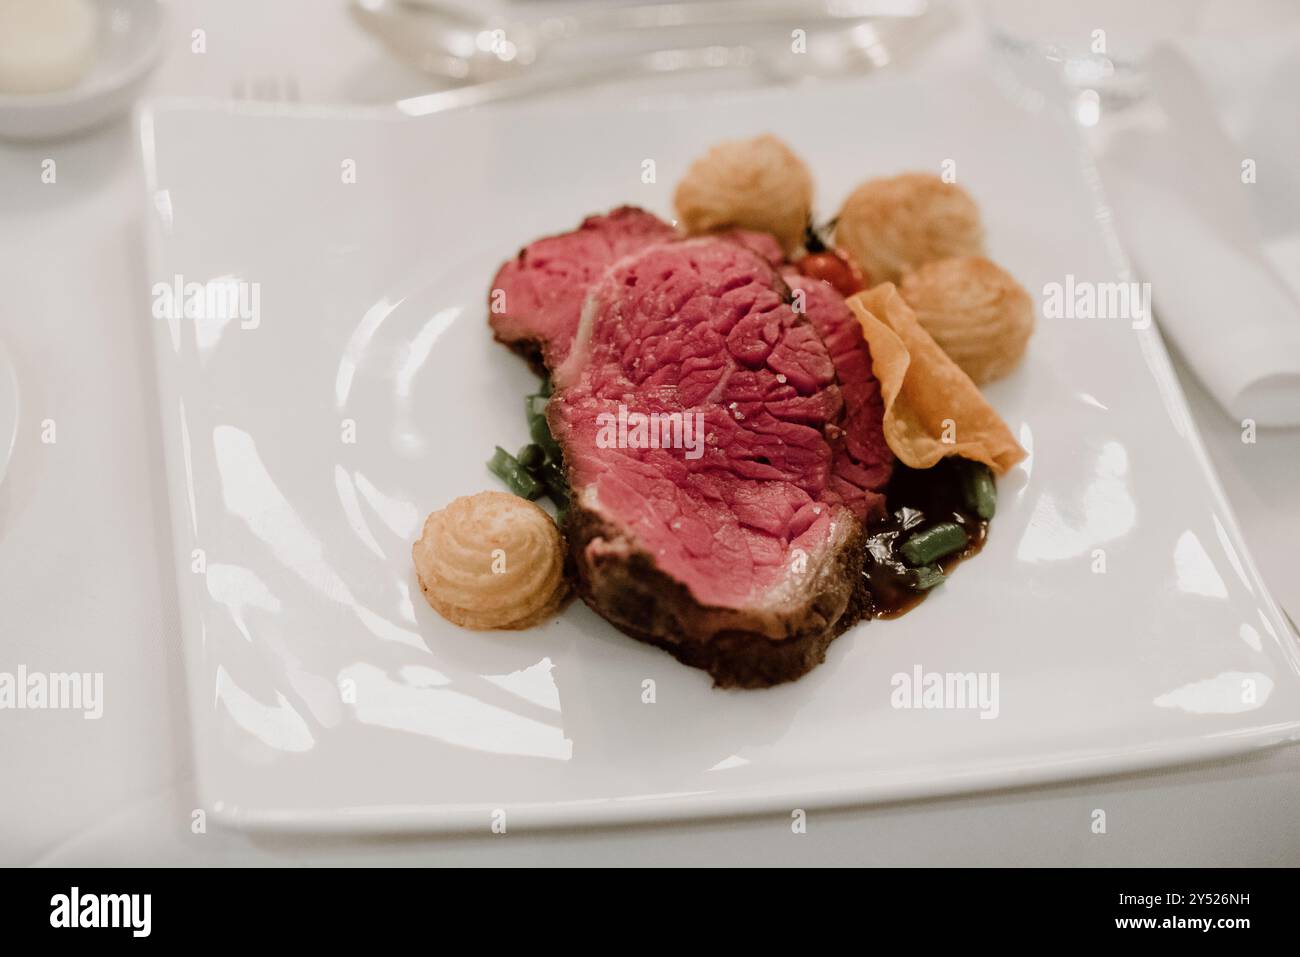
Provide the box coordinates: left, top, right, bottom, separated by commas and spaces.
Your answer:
1, 0, 1298, 866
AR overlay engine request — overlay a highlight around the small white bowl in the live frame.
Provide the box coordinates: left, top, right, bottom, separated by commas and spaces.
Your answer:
0, 0, 164, 142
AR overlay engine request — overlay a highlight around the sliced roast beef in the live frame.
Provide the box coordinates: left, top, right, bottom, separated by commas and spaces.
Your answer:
488, 207, 677, 369
787, 273, 892, 524
548, 238, 875, 687
486, 209, 895, 686
717, 228, 786, 268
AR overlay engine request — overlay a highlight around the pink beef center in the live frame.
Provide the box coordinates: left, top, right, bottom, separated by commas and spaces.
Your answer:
552, 239, 850, 609
489, 207, 677, 365
786, 274, 892, 522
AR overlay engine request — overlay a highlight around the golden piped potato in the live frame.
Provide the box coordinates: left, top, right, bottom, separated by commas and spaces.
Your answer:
413, 491, 569, 630
835, 173, 984, 285
899, 256, 1033, 385
674, 133, 813, 255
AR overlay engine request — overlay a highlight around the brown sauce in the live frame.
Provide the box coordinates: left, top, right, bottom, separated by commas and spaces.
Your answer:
864, 458, 991, 619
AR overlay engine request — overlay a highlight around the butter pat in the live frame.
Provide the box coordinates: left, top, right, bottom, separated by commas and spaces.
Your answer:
0, 0, 98, 95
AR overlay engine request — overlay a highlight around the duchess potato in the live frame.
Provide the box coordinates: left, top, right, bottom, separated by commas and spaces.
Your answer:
674, 134, 814, 255
413, 491, 569, 630
835, 173, 984, 285
899, 256, 1034, 385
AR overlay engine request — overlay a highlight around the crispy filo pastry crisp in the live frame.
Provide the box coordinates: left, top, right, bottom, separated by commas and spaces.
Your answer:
846, 283, 1026, 475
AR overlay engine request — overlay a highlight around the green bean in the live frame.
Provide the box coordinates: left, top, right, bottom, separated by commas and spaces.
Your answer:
488, 374, 568, 506
532, 417, 562, 461
526, 397, 563, 463
960, 459, 997, 520
516, 443, 545, 470
487, 446, 542, 500
537, 460, 569, 508
900, 522, 969, 566
537, 458, 565, 488
526, 394, 549, 423
909, 565, 946, 590
545, 483, 570, 513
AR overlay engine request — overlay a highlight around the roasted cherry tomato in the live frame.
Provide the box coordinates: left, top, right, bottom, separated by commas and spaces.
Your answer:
794, 249, 868, 297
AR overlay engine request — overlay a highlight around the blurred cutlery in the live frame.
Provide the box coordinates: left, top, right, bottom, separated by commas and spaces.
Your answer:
393, 9, 950, 116
353, 0, 932, 82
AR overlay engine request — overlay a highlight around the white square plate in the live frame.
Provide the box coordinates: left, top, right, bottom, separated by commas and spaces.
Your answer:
139, 67, 1300, 832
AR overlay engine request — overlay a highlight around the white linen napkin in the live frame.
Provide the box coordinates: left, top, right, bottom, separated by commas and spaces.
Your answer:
1099, 31, 1300, 427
